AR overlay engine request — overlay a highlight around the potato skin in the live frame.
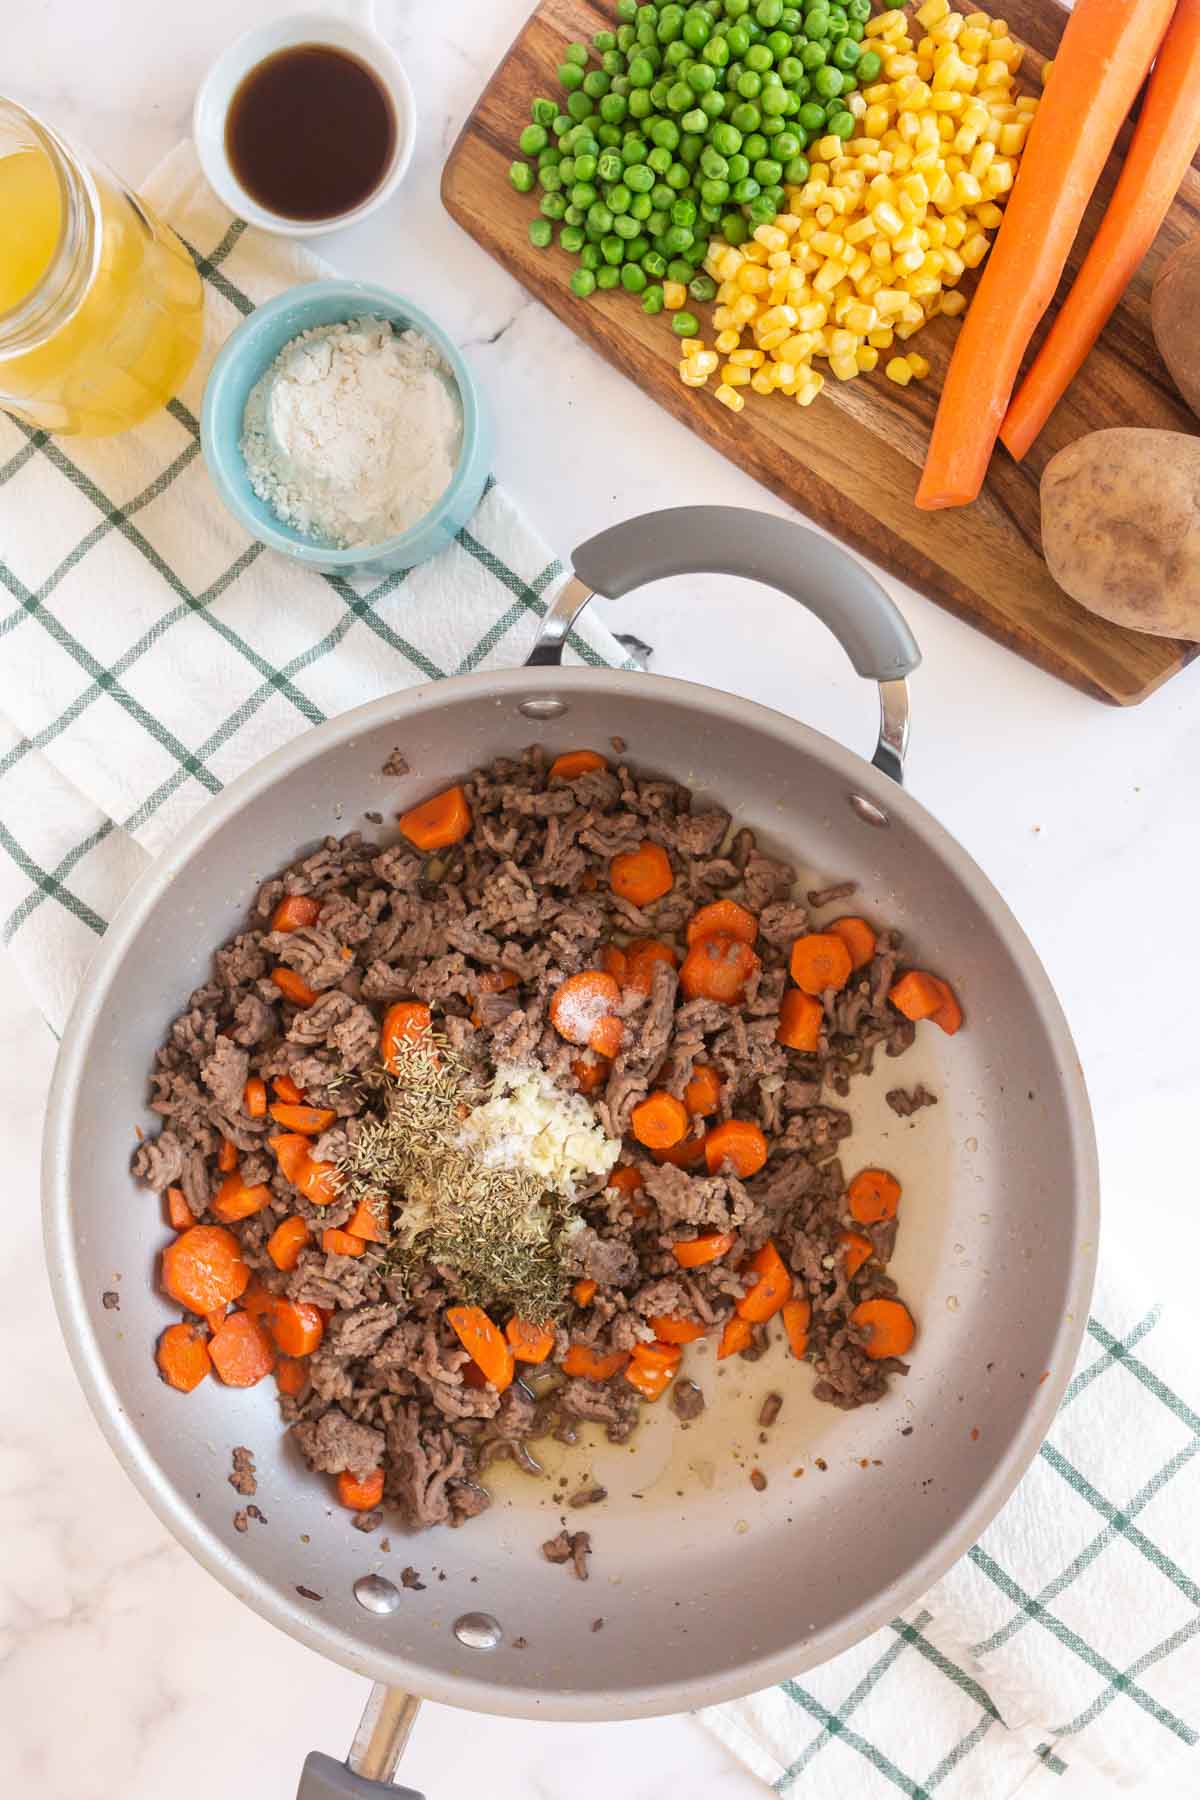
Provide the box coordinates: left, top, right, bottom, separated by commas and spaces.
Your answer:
1040, 428, 1200, 640
1152, 238, 1200, 423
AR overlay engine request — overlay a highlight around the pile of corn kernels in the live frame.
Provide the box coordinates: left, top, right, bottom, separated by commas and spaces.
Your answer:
672, 0, 1040, 411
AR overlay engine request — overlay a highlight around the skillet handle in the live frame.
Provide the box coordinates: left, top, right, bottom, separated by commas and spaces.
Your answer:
297, 1753, 423, 1800
528, 505, 919, 784
298, 1686, 424, 1799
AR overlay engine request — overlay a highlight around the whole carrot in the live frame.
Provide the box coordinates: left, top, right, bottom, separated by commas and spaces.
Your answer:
1002, 0, 1200, 457
916, 0, 1176, 510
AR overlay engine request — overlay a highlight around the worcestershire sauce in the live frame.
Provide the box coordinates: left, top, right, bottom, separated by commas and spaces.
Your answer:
225, 44, 396, 221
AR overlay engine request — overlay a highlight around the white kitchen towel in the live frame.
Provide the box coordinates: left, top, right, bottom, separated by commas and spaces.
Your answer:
702, 1272, 1199, 1795
2, 145, 1196, 1800
0, 142, 627, 1030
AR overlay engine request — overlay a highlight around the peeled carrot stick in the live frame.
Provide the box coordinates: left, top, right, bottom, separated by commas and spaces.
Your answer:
271, 966, 319, 1008
916, 0, 1177, 510
1002, 0, 1200, 459
276, 1355, 310, 1398
776, 988, 823, 1052
322, 1226, 365, 1258
782, 1296, 812, 1360
165, 1186, 191, 1231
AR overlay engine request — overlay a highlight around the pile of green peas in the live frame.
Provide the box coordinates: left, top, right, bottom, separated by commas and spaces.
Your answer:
508, 0, 894, 311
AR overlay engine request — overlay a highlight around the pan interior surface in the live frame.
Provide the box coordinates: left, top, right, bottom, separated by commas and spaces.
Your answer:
44, 670, 1096, 1719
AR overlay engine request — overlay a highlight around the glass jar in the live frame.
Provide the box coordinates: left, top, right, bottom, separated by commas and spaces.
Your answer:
0, 100, 204, 436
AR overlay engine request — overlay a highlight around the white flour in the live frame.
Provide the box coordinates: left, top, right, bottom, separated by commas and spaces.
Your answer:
241, 315, 463, 548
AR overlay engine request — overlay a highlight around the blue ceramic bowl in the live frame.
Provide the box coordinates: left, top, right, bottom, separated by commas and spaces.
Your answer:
201, 280, 491, 576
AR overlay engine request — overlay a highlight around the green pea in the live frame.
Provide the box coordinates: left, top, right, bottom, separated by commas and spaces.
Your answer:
745, 41, 772, 70
798, 98, 825, 130
587, 200, 614, 232
846, 18, 864, 38
699, 175, 730, 206
564, 203, 585, 225
701, 89, 726, 117
580, 69, 607, 98
754, 156, 783, 184
539, 164, 563, 192
702, 33, 730, 66
778, 53, 804, 83
519, 123, 548, 155
671, 308, 701, 335
781, 6, 803, 27
509, 160, 534, 193
726, 0, 751, 15
540, 191, 567, 219
630, 191, 652, 219
800, 40, 827, 69
529, 218, 553, 248
627, 86, 653, 118
663, 223, 695, 252
757, 0, 783, 22
558, 62, 583, 91
608, 182, 632, 213
657, 2, 685, 38
681, 107, 709, 133
847, 0, 870, 16
699, 199, 723, 222
643, 248, 668, 278
813, 63, 843, 96
831, 34, 859, 68
648, 116, 681, 149
856, 48, 882, 81
767, 29, 793, 58
730, 101, 761, 131
567, 90, 595, 120
711, 119, 743, 154
681, 13, 710, 48
613, 212, 641, 239
666, 160, 691, 188
721, 209, 749, 243
580, 241, 602, 269
616, 0, 637, 15
773, 128, 801, 158
839, 73, 857, 92
599, 233, 623, 265
700, 143, 728, 178
597, 148, 622, 182
594, 27, 616, 49
686, 58, 717, 93
651, 180, 675, 207
826, 108, 855, 138
617, 19, 637, 48
620, 262, 647, 292
646, 207, 670, 234
671, 195, 698, 226
591, 263, 616, 288
688, 272, 717, 302
666, 256, 694, 281
643, 283, 665, 312
742, 130, 768, 160
761, 111, 786, 134
559, 224, 585, 254
628, 53, 655, 86
569, 266, 596, 297
747, 193, 777, 224
738, 68, 762, 97
604, 50, 626, 76
597, 122, 622, 145
727, 150, 750, 180
664, 37, 690, 65
783, 152, 811, 182
727, 20, 751, 54
625, 161, 655, 193
679, 133, 704, 165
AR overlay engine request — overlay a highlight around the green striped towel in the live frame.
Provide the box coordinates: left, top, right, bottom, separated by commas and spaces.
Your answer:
2, 147, 1195, 1800
0, 144, 627, 1029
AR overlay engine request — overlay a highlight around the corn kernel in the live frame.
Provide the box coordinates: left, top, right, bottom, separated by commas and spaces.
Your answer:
875, 288, 909, 317
868, 326, 895, 348
754, 224, 789, 254
712, 305, 736, 330
940, 290, 967, 316
885, 356, 914, 386
729, 347, 765, 367
796, 374, 825, 406
680, 338, 705, 358
663, 281, 687, 310
679, 364, 708, 388
716, 248, 745, 282
757, 326, 793, 350
829, 354, 860, 382
737, 263, 770, 294
894, 318, 923, 339
731, 294, 759, 324
813, 259, 845, 294
1041, 57, 1055, 83
974, 200, 1004, 230
688, 351, 719, 378
795, 302, 828, 331
714, 383, 744, 414
715, 329, 740, 355
750, 368, 775, 395
960, 232, 990, 267
906, 352, 931, 379
857, 345, 880, 372
721, 363, 752, 386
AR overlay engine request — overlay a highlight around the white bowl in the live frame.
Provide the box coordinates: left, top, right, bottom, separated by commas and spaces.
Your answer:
193, 9, 417, 237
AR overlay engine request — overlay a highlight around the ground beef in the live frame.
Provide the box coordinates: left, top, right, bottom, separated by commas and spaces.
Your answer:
131, 750, 926, 1541
542, 1528, 591, 1579
228, 1447, 257, 1496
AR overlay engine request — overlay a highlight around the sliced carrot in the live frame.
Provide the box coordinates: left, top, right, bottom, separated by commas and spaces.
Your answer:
782, 1296, 812, 1360
789, 933, 852, 996
205, 1306, 229, 1336
506, 1316, 555, 1363
165, 1185, 191, 1231
346, 1199, 387, 1244
631, 1090, 690, 1150
156, 1322, 213, 1392
916, 0, 1177, 510
273, 1074, 305, 1105
624, 937, 679, 996
572, 1278, 598, 1307
851, 1298, 915, 1360
240, 1278, 279, 1323
1003, 0, 1200, 459
271, 967, 319, 1008
460, 1359, 489, 1390
648, 1314, 706, 1345
322, 1227, 364, 1258
683, 1063, 721, 1117
839, 1230, 874, 1279
270, 894, 322, 933
549, 970, 623, 1057
217, 1136, 238, 1174
625, 1340, 682, 1401
549, 749, 608, 780
736, 1240, 792, 1322
446, 1304, 515, 1392
600, 943, 628, 984
268, 1297, 325, 1357
211, 1170, 272, 1224
562, 1343, 630, 1381
276, 1355, 310, 1398
828, 916, 876, 972
268, 1102, 336, 1135
243, 1076, 268, 1119
572, 1055, 611, 1095
888, 971, 944, 1022
679, 933, 760, 1004
705, 1119, 768, 1179
672, 1230, 736, 1269
397, 784, 471, 851
928, 976, 963, 1037
381, 1000, 434, 1072
267, 1214, 311, 1272
606, 1165, 644, 1197
337, 1467, 385, 1511
777, 988, 823, 1052
209, 1310, 276, 1387
609, 839, 674, 907
654, 1130, 709, 1170
687, 899, 758, 947
717, 1315, 754, 1360
268, 1131, 314, 1183
162, 1225, 250, 1315
847, 1167, 901, 1225
296, 1157, 341, 1206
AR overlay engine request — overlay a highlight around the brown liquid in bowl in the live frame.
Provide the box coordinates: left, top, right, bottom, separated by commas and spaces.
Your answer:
225, 44, 396, 221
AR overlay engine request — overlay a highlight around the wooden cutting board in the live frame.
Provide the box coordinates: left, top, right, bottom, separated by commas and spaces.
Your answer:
443, 0, 1200, 704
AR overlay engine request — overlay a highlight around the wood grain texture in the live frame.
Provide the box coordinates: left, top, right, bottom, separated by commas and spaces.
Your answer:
443, 0, 1200, 703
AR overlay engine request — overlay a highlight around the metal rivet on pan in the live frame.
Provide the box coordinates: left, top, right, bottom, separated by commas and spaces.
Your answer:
848, 793, 890, 828
453, 1611, 503, 1650
354, 1574, 402, 1615
518, 696, 568, 719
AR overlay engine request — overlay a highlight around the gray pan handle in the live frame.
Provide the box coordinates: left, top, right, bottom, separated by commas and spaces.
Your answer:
298, 1687, 425, 1800
528, 505, 919, 784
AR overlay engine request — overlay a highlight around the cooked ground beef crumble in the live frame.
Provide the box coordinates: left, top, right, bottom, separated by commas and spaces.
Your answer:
133, 746, 926, 1534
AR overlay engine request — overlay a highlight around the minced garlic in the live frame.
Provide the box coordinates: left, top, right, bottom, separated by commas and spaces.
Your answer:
458, 1064, 620, 1195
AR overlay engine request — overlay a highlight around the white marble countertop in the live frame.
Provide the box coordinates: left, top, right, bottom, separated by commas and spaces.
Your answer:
4, 1, 1199, 1795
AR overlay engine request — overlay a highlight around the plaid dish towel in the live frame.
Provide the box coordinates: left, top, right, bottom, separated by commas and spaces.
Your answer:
0, 142, 626, 1030
2, 149, 1196, 1800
